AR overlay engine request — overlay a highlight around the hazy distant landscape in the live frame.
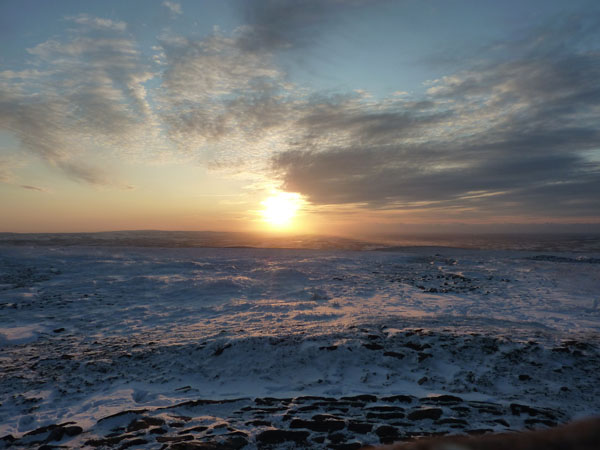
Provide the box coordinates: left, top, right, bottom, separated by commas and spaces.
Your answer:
2, 230, 600, 253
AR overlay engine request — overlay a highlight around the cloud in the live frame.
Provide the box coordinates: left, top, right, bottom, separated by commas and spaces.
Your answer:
0, 15, 160, 186
158, 31, 297, 170
269, 16, 600, 220
67, 14, 127, 32
2, 7, 598, 222
162, 1, 182, 16
20, 184, 47, 192
155, 12, 600, 220
237, 0, 386, 52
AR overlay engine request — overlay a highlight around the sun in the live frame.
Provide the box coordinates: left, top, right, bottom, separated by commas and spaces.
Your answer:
260, 191, 303, 229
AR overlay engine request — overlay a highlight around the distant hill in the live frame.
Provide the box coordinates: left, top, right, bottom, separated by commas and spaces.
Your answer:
1, 230, 599, 252
0, 230, 380, 251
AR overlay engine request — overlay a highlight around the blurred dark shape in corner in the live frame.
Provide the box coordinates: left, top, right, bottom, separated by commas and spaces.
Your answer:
364, 417, 600, 450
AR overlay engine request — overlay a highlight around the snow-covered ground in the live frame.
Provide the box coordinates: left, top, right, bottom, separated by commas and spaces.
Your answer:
1, 244, 599, 448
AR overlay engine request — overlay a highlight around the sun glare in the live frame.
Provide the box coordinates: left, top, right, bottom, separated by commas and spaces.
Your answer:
261, 191, 303, 229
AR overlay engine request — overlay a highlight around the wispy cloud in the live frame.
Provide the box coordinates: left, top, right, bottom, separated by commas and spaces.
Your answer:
67, 14, 127, 32
158, 31, 295, 170
20, 184, 48, 192
237, 0, 386, 52
162, 1, 182, 16
0, 15, 160, 186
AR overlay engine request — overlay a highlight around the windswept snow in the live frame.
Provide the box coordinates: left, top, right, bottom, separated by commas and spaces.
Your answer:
0, 245, 599, 447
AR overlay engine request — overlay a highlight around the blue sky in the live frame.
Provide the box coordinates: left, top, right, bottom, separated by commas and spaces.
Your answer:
1, 0, 599, 233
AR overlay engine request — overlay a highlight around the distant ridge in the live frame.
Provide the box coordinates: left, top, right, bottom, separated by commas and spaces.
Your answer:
1, 230, 599, 252
0, 230, 380, 251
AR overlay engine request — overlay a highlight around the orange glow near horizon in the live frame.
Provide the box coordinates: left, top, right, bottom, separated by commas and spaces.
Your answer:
260, 191, 303, 230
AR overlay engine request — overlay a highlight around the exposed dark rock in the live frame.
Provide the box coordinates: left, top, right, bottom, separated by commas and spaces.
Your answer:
295, 395, 337, 402
383, 351, 405, 359
179, 425, 209, 434
127, 416, 165, 432
296, 404, 320, 412
366, 412, 406, 420
328, 443, 362, 450
381, 395, 414, 403
246, 420, 271, 427
118, 438, 149, 449
319, 345, 338, 351
1, 434, 15, 444
222, 434, 249, 449
45, 427, 66, 442
365, 406, 405, 412
418, 352, 433, 362
375, 425, 399, 443
98, 409, 148, 423
363, 343, 384, 350
408, 408, 443, 421
170, 443, 221, 450
213, 343, 232, 356
312, 414, 344, 421
163, 399, 240, 409
452, 406, 470, 413
422, 395, 463, 405
347, 422, 373, 434
476, 407, 503, 416
256, 429, 309, 444
525, 418, 558, 428
289, 418, 345, 432
435, 418, 467, 426
156, 434, 195, 443
86, 434, 135, 447
328, 431, 348, 444
510, 404, 557, 420
250, 406, 287, 413
45, 425, 82, 442
24, 423, 74, 437
341, 395, 377, 403
469, 401, 504, 416
404, 342, 431, 351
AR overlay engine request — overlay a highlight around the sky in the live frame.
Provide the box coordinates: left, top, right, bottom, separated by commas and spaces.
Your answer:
1, 0, 599, 235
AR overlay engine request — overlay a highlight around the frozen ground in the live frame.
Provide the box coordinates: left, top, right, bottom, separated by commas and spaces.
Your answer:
1, 244, 599, 448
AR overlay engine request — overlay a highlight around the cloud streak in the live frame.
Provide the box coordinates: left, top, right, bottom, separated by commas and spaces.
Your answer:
157, 31, 297, 170
20, 184, 47, 192
0, 15, 159, 185
237, 0, 387, 52
162, 1, 182, 16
